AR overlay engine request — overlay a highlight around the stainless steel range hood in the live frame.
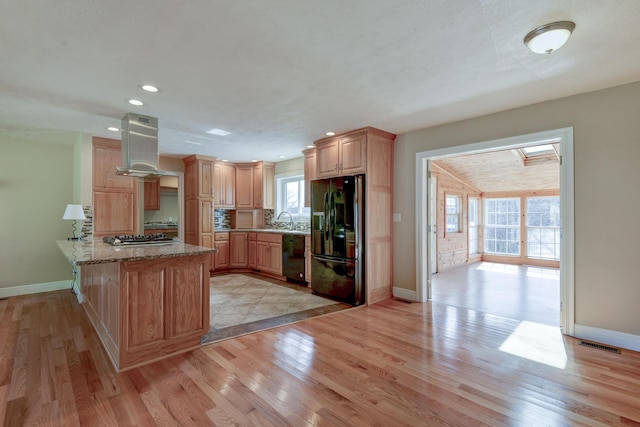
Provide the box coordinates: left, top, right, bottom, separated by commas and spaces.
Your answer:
116, 113, 176, 177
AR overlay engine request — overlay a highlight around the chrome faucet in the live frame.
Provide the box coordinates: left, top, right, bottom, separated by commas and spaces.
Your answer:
277, 211, 294, 230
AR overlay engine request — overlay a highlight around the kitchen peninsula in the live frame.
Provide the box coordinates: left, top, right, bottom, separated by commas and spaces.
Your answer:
57, 238, 217, 372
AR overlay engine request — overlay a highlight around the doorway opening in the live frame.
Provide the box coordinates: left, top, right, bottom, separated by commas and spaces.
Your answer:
415, 128, 574, 335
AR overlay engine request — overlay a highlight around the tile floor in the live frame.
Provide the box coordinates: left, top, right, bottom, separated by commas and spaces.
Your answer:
202, 273, 351, 344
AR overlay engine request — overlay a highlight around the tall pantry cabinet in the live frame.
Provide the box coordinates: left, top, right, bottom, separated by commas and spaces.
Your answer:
183, 155, 216, 272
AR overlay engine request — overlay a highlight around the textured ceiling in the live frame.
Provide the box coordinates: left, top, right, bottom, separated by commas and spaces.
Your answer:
1, 1, 640, 162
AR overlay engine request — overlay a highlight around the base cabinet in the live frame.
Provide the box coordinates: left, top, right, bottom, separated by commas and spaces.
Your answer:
255, 233, 282, 276
81, 253, 210, 372
229, 232, 249, 268
214, 232, 230, 270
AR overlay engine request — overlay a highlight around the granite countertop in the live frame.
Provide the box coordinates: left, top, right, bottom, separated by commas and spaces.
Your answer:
56, 238, 217, 266
214, 228, 310, 236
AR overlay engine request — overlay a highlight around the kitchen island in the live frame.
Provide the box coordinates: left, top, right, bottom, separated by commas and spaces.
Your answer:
57, 239, 217, 372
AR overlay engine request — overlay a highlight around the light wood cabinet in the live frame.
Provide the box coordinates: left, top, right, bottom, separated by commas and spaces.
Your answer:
315, 131, 366, 178
82, 254, 210, 371
183, 155, 216, 272
305, 235, 311, 285
229, 232, 249, 268
235, 165, 254, 209
253, 162, 275, 209
248, 233, 257, 269
93, 137, 138, 237
214, 162, 236, 208
144, 178, 160, 210
214, 232, 230, 270
255, 233, 282, 276
303, 149, 316, 207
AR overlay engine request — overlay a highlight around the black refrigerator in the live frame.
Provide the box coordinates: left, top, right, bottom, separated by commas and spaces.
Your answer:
310, 175, 364, 306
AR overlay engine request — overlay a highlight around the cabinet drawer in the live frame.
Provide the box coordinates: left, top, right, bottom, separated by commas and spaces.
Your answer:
256, 233, 281, 243
215, 232, 229, 241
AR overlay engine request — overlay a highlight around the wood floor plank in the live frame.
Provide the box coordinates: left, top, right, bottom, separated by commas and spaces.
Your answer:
2, 289, 640, 426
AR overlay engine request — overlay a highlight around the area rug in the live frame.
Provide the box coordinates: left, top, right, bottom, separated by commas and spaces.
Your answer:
201, 273, 351, 344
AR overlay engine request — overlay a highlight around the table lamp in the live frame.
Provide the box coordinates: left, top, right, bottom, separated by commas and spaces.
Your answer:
62, 204, 86, 240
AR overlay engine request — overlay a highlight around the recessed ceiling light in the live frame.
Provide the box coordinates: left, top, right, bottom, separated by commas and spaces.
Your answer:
326, 131, 335, 136
141, 84, 159, 92
251, 159, 258, 163
306, 145, 314, 149
221, 159, 229, 162
107, 126, 119, 132
278, 155, 286, 159
186, 140, 203, 146
128, 99, 144, 106
206, 128, 230, 136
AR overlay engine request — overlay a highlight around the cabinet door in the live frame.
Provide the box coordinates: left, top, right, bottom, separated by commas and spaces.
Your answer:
305, 235, 311, 284
268, 243, 283, 275
339, 133, 366, 175
93, 191, 137, 236
303, 149, 316, 207
93, 138, 137, 190
249, 241, 257, 269
315, 139, 340, 178
253, 163, 263, 208
262, 163, 275, 209
199, 160, 214, 198
256, 241, 270, 271
223, 165, 236, 208
235, 166, 254, 209
214, 240, 229, 270
144, 178, 160, 210
229, 232, 249, 267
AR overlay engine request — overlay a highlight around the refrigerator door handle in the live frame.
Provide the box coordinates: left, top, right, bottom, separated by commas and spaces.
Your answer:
312, 254, 351, 264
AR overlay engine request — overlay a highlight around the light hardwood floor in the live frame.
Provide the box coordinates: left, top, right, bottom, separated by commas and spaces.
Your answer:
432, 262, 561, 326
2, 290, 640, 426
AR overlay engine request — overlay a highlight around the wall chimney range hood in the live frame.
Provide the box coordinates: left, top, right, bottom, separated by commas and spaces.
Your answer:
116, 113, 176, 177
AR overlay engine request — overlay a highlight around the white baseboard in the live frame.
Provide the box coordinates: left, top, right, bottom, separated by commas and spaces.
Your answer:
393, 286, 419, 302
574, 324, 640, 353
0, 280, 71, 299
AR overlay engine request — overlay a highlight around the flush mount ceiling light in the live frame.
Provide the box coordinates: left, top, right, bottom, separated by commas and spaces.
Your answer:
128, 99, 144, 106
524, 21, 576, 54
206, 128, 230, 136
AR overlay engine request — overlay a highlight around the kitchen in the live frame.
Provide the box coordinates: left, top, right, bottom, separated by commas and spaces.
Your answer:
55, 114, 395, 371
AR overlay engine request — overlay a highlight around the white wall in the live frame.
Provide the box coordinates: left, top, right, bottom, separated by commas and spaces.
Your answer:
393, 81, 640, 336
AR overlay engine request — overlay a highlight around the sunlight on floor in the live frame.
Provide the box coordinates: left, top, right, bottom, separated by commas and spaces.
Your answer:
499, 321, 567, 369
476, 262, 520, 274
525, 267, 560, 280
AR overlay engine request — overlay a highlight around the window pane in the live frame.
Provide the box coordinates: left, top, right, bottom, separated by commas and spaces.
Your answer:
526, 196, 560, 260
484, 198, 520, 256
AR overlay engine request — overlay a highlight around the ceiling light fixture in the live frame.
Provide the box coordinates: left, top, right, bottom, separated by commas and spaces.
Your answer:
107, 126, 119, 132
251, 159, 258, 163
326, 131, 335, 136
141, 84, 159, 92
306, 145, 314, 149
206, 128, 230, 136
524, 21, 576, 54
278, 155, 286, 159
128, 99, 144, 106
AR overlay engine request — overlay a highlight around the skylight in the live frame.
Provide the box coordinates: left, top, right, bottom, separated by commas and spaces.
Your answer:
521, 144, 555, 156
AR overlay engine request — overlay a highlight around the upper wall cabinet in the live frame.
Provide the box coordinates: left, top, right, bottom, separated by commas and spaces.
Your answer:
303, 149, 316, 208
214, 161, 236, 208
92, 137, 138, 237
235, 164, 254, 209
315, 131, 367, 178
144, 178, 160, 210
253, 161, 275, 209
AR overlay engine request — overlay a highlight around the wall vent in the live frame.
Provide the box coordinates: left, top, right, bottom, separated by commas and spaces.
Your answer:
579, 340, 621, 354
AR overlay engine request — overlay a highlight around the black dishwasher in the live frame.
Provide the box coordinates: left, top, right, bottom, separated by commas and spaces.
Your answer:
282, 234, 306, 285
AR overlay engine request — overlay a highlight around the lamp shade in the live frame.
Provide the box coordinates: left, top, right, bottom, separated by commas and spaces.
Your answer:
524, 21, 576, 54
62, 204, 86, 220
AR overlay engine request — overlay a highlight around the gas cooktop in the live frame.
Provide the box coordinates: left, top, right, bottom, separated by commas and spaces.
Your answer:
103, 233, 176, 246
